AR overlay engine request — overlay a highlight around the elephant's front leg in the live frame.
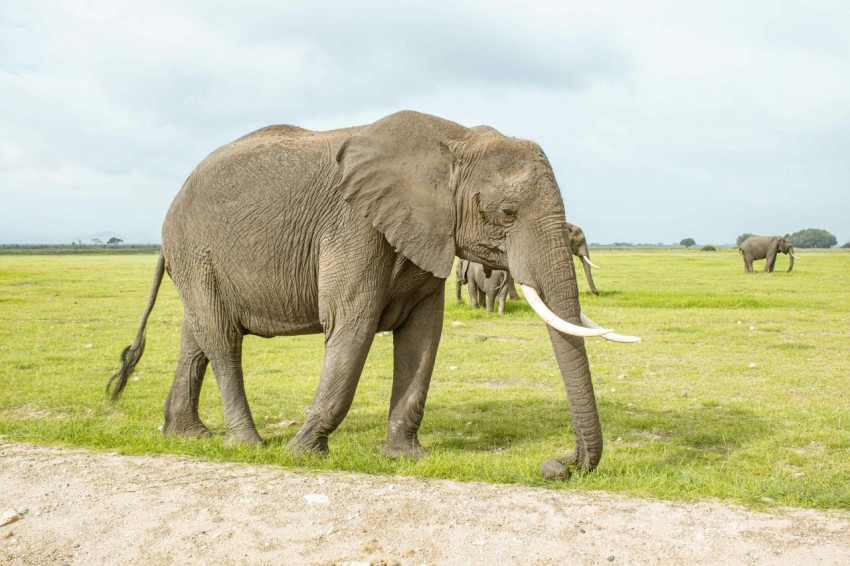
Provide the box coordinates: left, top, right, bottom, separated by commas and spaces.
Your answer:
287, 323, 377, 455
383, 289, 444, 458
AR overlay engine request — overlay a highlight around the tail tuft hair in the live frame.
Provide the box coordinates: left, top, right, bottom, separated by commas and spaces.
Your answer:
106, 335, 146, 402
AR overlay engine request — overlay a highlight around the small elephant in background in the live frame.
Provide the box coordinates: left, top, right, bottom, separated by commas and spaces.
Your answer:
739, 235, 796, 273
456, 260, 513, 314
469, 262, 513, 314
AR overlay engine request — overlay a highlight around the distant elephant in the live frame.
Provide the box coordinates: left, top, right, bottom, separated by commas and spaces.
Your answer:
465, 261, 512, 314
566, 222, 600, 296
739, 235, 796, 273
108, 110, 637, 475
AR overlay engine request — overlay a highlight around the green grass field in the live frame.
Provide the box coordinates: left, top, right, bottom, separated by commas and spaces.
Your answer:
1, 249, 848, 509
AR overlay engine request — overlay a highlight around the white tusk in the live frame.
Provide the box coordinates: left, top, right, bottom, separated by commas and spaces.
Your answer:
580, 313, 641, 343
790, 252, 797, 259
520, 285, 612, 337
581, 256, 601, 269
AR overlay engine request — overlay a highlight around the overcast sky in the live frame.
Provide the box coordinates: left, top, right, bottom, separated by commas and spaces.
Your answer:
2, 0, 848, 245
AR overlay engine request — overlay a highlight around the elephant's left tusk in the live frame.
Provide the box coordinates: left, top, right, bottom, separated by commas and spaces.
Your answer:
790, 252, 798, 259
521, 285, 612, 337
580, 313, 641, 343
581, 256, 601, 270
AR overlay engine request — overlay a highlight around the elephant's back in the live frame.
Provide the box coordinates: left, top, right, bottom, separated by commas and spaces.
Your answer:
160, 124, 370, 329
163, 125, 361, 241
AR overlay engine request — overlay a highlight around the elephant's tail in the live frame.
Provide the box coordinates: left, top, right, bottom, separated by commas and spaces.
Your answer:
106, 255, 166, 402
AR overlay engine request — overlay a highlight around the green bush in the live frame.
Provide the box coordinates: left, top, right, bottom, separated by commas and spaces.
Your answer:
736, 233, 755, 247
790, 228, 837, 248
701, 245, 716, 251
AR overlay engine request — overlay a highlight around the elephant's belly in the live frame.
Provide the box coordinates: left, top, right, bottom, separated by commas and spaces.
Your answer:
242, 317, 324, 338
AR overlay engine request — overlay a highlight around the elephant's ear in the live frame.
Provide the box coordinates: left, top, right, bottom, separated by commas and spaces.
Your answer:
335, 111, 462, 279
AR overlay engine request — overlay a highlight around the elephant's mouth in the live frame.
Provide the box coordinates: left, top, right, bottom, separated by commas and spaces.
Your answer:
520, 285, 639, 343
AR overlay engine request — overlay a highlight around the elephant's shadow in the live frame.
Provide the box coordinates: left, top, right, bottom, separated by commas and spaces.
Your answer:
260, 395, 769, 467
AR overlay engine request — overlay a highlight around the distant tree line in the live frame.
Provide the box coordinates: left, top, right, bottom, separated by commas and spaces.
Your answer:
0, 244, 160, 255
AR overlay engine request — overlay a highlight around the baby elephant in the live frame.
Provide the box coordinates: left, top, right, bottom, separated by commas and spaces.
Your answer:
458, 260, 513, 314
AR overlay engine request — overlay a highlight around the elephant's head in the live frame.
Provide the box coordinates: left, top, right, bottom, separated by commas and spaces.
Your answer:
778, 237, 796, 272
336, 111, 637, 473
567, 222, 600, 296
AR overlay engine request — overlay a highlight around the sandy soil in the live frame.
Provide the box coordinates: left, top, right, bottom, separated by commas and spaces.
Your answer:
1, 442, 849, 565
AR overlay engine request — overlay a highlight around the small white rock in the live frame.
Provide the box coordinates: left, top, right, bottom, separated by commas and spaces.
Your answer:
748, 363, 757, 369
449, 365, 458, 370
303, 493, 329, 505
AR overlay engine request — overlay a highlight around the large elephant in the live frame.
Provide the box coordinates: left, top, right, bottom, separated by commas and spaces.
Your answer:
107, 111, 637, 475
739, 235, 796, 273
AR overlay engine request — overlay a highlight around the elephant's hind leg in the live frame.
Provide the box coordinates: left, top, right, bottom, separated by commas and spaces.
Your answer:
163, 318, 212, 439
179, 273, 262, 445
206, 332, 262, 445
485, 292, 496, 313
384, 289, 443, 458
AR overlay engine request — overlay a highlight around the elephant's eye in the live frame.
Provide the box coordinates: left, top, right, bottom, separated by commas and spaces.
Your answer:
501, 206, 517, 218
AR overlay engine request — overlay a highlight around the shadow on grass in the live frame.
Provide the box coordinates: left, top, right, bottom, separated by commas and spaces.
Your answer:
288, 395, 773, 469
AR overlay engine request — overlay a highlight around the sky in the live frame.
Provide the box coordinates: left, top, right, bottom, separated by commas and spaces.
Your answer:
1, 0, 848, 245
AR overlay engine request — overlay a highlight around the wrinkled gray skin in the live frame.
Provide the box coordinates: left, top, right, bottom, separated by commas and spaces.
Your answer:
739, 236, 795, 273
465, 261, 513, 314
567, 222, 600, 296
108, 111, 603, 473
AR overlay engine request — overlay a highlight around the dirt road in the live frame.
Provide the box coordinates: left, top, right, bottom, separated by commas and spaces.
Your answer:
1, 442, 848, 565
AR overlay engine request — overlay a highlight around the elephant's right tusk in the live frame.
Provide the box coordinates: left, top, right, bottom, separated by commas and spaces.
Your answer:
521, 285, 612, 337
580, 313, 641, 343
790, 252, 798, 259
581, 256, 601, 269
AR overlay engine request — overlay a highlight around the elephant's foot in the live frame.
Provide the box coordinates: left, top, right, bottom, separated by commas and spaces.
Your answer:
382, 435, 428, 459
287, 430, 330, 456
162, 418, 213, 439
224, 426, 263, 446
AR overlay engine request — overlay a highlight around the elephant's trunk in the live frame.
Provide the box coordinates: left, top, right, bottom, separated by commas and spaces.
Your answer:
512, 244, 603, 472
787, 247, 795, 272
580, 256, 600, 296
